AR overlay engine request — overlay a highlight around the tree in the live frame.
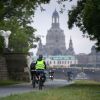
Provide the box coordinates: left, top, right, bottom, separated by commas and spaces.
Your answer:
1, 0, 100, 51
0, 17, 39, 53
0, 0, 50, 23
0, 35, 4, 54
0, 0, 50, 53
67, 0, 100, 50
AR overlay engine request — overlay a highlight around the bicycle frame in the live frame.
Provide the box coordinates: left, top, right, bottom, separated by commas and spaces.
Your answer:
31, 70, 45, 90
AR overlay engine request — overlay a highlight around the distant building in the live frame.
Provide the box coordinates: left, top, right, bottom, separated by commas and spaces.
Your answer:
76, 53, 88, 65
36, 10, 100, 68
37, 10, 75, 56
76, 46, 100, 67
45, 55, 78, 68
87, 46, 100, 67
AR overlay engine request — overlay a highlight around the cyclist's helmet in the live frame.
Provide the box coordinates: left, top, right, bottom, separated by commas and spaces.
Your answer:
39, 55, 43, 59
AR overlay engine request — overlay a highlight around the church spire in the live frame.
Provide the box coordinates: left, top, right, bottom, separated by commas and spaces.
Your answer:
52, 9, 59, 23
52, 9, 60, 28
36, 38, 43, 56
68, 36, 75, 55
39, 39, 42, 48
69, 36, 73, 48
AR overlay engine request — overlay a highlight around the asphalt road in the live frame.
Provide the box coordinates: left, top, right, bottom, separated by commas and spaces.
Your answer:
0, 68, 100, 98
0, 79, 72, 97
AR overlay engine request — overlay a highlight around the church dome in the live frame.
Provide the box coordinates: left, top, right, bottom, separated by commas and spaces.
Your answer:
47, 29, 64, 40
52, 9, 59, 17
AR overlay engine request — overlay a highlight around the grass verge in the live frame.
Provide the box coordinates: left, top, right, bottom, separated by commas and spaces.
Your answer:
0, 80, 22, 86
0, 80, 100, 100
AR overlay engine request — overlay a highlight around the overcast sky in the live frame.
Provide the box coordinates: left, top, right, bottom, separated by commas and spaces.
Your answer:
30, 0, 95, 55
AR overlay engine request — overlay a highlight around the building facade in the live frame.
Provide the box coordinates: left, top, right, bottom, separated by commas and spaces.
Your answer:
37, 10, 75, 56
76, 46, 100, 67
45, 55, 78, 68
36, 10, 77, 67
36, 10, 100, 68
87, 46, 100, 67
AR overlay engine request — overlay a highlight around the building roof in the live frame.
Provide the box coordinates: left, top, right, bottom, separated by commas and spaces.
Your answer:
52, 9, 59, 17
45, 55, 77, 60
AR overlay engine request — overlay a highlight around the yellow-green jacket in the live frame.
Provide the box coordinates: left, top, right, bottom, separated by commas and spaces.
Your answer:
35, 60, 46, 70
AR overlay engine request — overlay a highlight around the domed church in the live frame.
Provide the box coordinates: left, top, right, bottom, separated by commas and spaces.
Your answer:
37, 10, 75, 56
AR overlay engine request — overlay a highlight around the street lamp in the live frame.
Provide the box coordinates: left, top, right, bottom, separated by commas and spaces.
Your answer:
0, 30, 11, 49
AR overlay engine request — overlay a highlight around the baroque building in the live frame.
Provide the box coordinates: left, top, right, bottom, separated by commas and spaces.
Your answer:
76, 46, 100, 67
88, 46, 100, 67
45, 55, 78, 68
36, 10, 100, 68
37, 10, 75, 56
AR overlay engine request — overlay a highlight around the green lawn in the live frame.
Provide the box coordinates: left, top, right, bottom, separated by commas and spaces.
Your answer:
0, 80, 22, 86
0, 80, 100, 100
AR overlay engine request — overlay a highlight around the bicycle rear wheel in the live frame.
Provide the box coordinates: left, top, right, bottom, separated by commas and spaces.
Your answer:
32, 76, 36, 88
39, 78, 43, 90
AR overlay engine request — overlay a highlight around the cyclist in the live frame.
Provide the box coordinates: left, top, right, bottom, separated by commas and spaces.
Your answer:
35, 55, 46, 83
49, 70, 54, 80
30, 61, 36, 80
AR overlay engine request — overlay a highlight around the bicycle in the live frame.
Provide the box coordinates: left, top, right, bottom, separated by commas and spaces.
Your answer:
31, 70, 46, 90
49, 70, 54, 80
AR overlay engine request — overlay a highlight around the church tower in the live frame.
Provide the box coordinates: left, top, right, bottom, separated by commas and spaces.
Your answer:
44, 10, 67, 55
36, 39, 44, 56
52, 9, 59, 28
67, 37, 75, 55
36, 10, 75, 56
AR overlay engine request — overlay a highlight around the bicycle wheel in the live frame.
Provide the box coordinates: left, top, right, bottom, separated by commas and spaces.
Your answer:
32, 76, 36, 88
39, 77, 43, 90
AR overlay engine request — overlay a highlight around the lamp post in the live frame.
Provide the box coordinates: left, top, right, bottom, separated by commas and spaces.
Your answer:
0, 30, 11, 49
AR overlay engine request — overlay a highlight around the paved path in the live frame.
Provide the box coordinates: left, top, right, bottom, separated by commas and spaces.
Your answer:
0, 79, 74, 97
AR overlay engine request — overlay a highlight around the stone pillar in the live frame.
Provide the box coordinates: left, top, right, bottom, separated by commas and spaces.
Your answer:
0, 56, 8, 80
4, 53, 30, 81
